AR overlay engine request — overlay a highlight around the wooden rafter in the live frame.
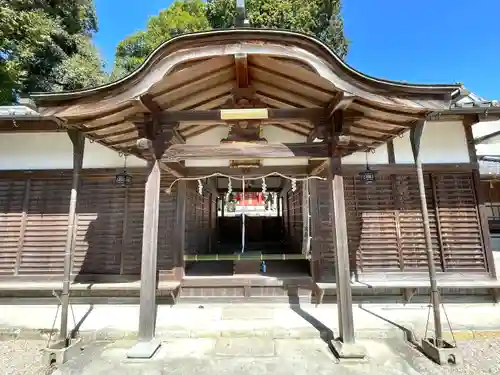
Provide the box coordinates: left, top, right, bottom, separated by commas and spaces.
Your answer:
234, 53, 249, 88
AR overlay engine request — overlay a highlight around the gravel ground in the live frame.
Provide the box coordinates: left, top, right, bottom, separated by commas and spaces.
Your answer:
0, 340, 51, 375
3, 337, 500, 374
440, 339, 500, 375
385, 337, 500, 375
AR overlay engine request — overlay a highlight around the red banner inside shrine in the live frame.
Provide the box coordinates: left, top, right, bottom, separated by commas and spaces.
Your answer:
234, 192, 265, 206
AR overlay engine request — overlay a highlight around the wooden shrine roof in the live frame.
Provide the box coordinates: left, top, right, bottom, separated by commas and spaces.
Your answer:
24, 29, 465, 161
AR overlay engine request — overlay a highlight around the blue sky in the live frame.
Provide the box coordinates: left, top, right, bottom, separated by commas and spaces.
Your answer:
94, 0, 500, 99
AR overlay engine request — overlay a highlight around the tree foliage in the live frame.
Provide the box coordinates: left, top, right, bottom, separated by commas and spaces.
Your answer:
112, 0, 210, 81
112, 0, 348, 80
0, 0, 106, 103
206, 0, 348, 59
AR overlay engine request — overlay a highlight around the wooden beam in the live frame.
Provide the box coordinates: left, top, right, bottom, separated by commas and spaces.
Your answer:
60, 129, 84, 341
348, 115, 411, 130
153, 108, 324, 123
127, 159, 162, 359
135, 94, 163, 114
136, 137, 185, 178
309, 160, 328, 176
185, 165, 309, 177
163, 142, 329, 161
326, 92, 355, 118
234, 53, 249, 88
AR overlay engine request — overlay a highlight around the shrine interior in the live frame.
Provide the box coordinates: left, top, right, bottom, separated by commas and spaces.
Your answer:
183, 176, 311, 277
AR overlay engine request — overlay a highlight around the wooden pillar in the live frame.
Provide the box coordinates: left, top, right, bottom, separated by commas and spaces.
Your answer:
14, 178, 31, 275
327, 155, 365, 359
308, 179, 320, 282
60, 130, 84, 341
127, 159, 162, 359
174, 180, 187, 280
410, 121, 443, 346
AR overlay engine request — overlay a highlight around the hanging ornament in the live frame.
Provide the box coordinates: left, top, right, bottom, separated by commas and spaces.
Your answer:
261, 177, 267, 195
291, 178, 297, 192
359, 150, 377, 183
227, 178, 232, 195
197, 179, 203, 195
114, 153, 132, 188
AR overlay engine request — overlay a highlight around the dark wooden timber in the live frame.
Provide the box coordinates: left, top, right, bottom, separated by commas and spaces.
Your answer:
155, 108, 324, 123
387, 140, 395, 164
14, 179, 31, 275
174, 180, 187, 280
308, 179, 321, 283
119, 186, 130, 276
0, 119, 61, 133
186, 165, 309, 177
234, 53, 249, 88
60, 129, 84, 341
410, 120, 443, 347
430, 174, 446, 271
163, 142, 331, 161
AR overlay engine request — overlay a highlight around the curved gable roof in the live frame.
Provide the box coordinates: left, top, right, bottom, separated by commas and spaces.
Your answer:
25, 29, 464, 157
31, 29, 461, 105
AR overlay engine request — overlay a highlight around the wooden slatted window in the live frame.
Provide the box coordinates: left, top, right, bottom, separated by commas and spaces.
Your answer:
286, 182, 303, 253
353, 175, 400, 271
157, 176, 177, 277
433, 174, 486, 271
19, 178, 71, 275
121, 175, 146, 275
0, 179, 27, 275
314, 180, 335, 281
397, 174, 441, 270
73, 177, 125, 276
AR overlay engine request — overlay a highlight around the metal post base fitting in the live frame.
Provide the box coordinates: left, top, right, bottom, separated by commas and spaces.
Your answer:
43, 337, 83, 368
421, 338, 462, 366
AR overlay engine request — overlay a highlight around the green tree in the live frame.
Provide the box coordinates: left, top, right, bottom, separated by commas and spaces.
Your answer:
112, 0, 348, 80
111, 0, 210, 80
0, 0, 106, 104
206, 0, 348, 58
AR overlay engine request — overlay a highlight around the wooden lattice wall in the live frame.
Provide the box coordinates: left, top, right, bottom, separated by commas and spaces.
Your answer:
283, 182, 303, 253
184, 181, 215, 255
312, 172, 487, 281
0, 170, 178, 280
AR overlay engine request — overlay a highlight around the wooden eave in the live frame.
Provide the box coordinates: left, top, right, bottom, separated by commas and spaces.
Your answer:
25, 29, 462, 161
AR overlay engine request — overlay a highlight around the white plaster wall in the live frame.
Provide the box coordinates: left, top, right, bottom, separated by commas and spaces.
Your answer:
474, 119, 500, 157
0, 133, 146, 170
393, 121, 470, 164
473, 119, 500, 142
477, 143, 500, 157
341, 144, 388, 164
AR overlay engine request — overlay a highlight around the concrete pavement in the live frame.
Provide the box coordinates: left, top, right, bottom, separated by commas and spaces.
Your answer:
1, 303, 500, 342
1, 302, 500, 374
